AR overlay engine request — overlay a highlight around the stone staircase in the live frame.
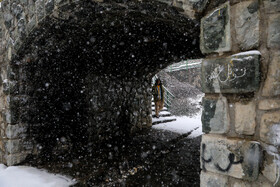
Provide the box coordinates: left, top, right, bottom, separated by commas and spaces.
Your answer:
152, 101, 176, 125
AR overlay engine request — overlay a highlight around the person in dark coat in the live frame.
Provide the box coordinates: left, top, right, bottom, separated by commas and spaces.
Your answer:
153, 78, 165, 118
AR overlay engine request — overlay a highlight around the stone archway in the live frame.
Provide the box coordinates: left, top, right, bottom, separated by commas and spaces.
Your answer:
0, 0, 203, 164
0, 0, 279, 186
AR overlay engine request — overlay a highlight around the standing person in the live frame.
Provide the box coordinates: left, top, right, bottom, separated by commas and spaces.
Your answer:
153, 78, 165, 118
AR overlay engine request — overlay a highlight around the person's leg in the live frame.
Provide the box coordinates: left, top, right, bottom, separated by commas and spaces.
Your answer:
159, 100, 164, 111
155, 101, 160, 117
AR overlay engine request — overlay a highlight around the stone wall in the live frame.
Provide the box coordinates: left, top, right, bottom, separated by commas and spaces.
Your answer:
86, 75, 153, 142
0, 0, 202, 165
200, 0, 280, 186
0, 0, 279, 186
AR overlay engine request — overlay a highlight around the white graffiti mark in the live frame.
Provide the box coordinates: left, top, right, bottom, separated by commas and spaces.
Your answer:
206, 60, 247, 84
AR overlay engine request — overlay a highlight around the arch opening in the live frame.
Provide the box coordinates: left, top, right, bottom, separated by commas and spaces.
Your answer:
10, 0, 203, 164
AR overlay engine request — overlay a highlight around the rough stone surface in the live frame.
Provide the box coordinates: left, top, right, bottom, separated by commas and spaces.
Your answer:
5, 124, 27, 139
262, 147, 280, 186
267, 14, 280, 48
260, 111, 280, 146
200, 171, 229, 187
264, 0, 280, 14
86, 75, 153, 142
172, 0, 208, 18
4, 140, 21, 154
234, 0, 259, 50
231, 179, 253, 187
201, 134, 261, 181
262, 52, 280, 96
0, 0, 203, 166
0, 0, 276, 186
201, 52, 260, 93
201, 96, 230, 134
200, 2, 231, 54
5, 153, 28, 166
259, 99, 280, 110
156, 0, 173, 5
190, 0, 208, 12
206, 0, 228, 13
235, 101, 256, 135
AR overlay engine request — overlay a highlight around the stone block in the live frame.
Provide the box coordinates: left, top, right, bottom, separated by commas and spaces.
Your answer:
190, 0, 208, 12
262, 145, 280, 186
201, 134, 262, 181
5, 124, 27, 139
1, 109, 19, 124
259, 99, 280, 110
231, 179, 252, 187
260, 111, 280, 146
262, 52, 280, 96
0, 140, 4, 153
55, 0, 69, 6
5, 153, 28, 166
3, 79, 18, 95
201, 96, 230, 134
45, 0, 55, 15
235, 101, 256, 135
267, 14, 280, 48
206, 0, 229, 12
200, 171, 229, 187
173, 0, 184, 9
4, 139, 21, 154
173, 0, 208, 13
264, 0, 280, 14
201, 51, 261, 93
35, 0, 45, 21
200, 2, 231, 54
234, 0, 259, 50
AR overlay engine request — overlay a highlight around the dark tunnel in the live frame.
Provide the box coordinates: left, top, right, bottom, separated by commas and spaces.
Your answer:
10, 0, 203, 159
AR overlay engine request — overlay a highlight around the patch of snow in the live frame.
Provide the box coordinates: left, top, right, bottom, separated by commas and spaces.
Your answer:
231, 50, 261, 57
250, 141, 260, 145
152, 111, 202, 138
165, 60, 202, 72
0, 164, 76, 187
188, 94, 203, 106
152, 116, 176, 122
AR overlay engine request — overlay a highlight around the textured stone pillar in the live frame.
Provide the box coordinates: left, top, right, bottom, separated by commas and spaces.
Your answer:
200, 0, 280, 186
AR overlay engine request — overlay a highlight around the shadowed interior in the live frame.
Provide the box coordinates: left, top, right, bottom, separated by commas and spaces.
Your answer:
11, 0, 203, 158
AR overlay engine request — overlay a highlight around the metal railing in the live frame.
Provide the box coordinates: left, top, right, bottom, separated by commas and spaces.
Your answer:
151, 59, 202, 109
152, 75, 175, 109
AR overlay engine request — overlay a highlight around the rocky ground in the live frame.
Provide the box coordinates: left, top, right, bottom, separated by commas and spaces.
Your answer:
25, 128, 201, 187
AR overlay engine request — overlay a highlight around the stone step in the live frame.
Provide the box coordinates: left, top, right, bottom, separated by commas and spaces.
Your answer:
152, 116, 177, 125
152, 113, 172, 118
152, 110, 171, 116
152, 118, 176, 125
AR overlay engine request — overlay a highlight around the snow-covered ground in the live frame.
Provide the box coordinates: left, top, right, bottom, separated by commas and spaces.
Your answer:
152, 112, 202, 138
0, 164, 76, 187
152, 94, 203, 138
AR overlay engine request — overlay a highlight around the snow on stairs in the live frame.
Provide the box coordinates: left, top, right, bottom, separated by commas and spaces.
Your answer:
152, 102, 176, 125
